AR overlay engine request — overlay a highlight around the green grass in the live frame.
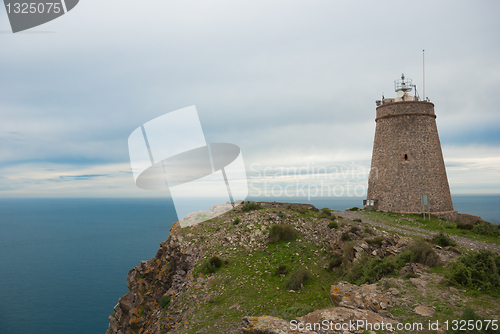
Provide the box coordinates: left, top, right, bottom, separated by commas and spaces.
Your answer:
159, 295, 171, 310
360, 210, 500, 245
170, 205, 500, 333
185, 239, 343, 333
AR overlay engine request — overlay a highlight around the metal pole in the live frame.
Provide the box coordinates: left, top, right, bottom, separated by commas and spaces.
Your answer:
423, 50, 425, 101
428, 201, 431, 220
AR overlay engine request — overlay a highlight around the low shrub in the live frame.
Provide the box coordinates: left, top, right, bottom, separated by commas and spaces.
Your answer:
199, 256, 223, 275
345, 254, 397, 285
342, 241, 356, 262
402, 272, 418, 279
327, 222, 338, 229
272, 304, 314, 322
320, 208, 332, 218
241, 202, 262, 212
345, 239, 440, 285
363, 256, 398, 283
366, 236, 384, 246
199, 260, 216, 275
364, 227, 375, 235
232, 217, 241, 225
445, 307, 497, 334
472, 222, 500, 236
309, 207, 319, 212
159, 295, 171, 310
341, 232, 351, 241
352, 218, 362, 223
445, 250, 500, 293
349, 226, 360, 234
350, 207, 360, 211
284, 268, 310, 290
277, 211, 285, 218
269, 224, 298, 243
456, 222, 473, 230
274, 265, 288, 276
328, 257, 343, 271
432, 233, 457, 247
396, 239, 440, 268
209, 256, 223, 268
297, 207, 307, 214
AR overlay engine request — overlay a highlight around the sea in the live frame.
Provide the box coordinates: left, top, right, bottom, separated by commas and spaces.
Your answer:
0, 195, 498, 334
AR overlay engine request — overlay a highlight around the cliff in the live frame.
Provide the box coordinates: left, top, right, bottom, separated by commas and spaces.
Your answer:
106, 202, 500, 334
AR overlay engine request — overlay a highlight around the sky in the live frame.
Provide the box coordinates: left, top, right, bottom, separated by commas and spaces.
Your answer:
1, 0, 499, 198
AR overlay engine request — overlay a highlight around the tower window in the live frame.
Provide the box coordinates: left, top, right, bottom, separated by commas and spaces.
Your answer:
404, 154, 408, 161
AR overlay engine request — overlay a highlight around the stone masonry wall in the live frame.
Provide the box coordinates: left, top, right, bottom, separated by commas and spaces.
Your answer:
367, 101, 454, 213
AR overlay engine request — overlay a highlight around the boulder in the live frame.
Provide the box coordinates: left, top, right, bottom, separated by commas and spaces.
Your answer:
240, 315, 315, 333
409, 278, 427, 291
398, 263, 414, 276
298, 307, 397, 332
414, 305, 435, 317
445, 246, 462, 254
330, 281, 393, 312
241, 307, 397, 333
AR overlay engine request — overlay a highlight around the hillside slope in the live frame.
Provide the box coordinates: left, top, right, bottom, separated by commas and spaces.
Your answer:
106, 202, 500, 334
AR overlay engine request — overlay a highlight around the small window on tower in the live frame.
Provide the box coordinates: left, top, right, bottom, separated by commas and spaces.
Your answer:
404, 154, 408, 161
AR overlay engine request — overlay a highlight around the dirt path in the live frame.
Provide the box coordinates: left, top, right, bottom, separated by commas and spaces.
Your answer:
340, 210, 500, 253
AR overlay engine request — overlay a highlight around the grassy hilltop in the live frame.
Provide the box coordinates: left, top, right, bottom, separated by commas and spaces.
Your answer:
106, 202, 500, 334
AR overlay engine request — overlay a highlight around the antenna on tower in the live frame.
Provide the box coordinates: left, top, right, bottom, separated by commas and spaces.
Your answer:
423, 49, 426, 101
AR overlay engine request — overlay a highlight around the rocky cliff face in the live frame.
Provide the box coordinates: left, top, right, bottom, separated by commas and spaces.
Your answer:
107, 222, 203, 334
106, 202, 499, 334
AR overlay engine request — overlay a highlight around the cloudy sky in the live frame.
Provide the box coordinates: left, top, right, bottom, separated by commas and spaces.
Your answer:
1, 0, 499, 198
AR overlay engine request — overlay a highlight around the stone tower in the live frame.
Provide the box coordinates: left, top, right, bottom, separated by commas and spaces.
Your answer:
365, 74, 454, 214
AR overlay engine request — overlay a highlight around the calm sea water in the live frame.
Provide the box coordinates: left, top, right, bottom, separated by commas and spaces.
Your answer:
0, 198, 177, 334
0, 195, 498, 334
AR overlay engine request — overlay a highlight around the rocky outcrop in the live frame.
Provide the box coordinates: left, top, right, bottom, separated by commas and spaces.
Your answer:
106, 222, 203, 334
241, 307, 397, 334
330, 282, 392, 312
106, 201, 499, 334
414, 305, 435, 317
330, 230, 410, 261
241, 315, 316, 334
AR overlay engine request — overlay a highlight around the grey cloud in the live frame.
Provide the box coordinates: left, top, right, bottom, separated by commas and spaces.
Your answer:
0, 0, 499, 195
